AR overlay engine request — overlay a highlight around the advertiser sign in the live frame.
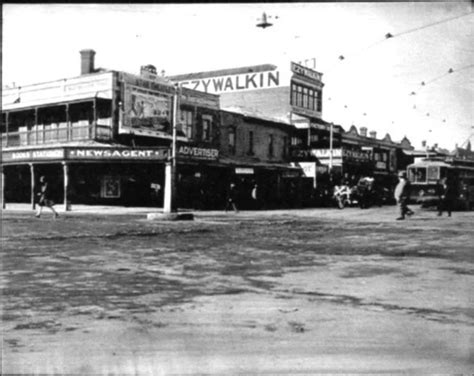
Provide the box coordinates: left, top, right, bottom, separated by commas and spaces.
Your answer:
178, 70, 280, 94
67, 148, 169, 160
177, 146, 219, 161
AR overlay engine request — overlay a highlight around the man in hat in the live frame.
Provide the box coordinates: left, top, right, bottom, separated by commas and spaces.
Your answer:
394, 171, 414, 220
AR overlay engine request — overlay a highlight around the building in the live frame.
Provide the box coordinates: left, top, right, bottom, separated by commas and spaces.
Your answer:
1, 50, 299, 210
169, 61, 415, 199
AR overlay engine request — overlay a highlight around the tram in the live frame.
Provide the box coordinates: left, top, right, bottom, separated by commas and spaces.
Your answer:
406, 157, 474, 210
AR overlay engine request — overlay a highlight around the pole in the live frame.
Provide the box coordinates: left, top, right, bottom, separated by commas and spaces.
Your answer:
329, 122, 334, 172
30, 163, 35, 210
63, 162, 69, 211
163, 85, 179, 214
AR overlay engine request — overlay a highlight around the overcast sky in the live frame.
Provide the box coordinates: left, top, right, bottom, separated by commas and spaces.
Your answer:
2, 2, 473, 150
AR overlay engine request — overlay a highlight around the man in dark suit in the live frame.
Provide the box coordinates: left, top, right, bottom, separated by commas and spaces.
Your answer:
437, 177, 456, 217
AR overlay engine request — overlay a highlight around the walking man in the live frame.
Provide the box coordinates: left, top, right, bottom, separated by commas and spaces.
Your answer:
394, 171, 414, 220
35, 175, 59, 219
225, 183, 239, 213
437, 177, 455, 217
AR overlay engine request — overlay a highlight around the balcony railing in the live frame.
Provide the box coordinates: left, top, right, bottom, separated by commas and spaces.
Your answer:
1, 119, 113, 148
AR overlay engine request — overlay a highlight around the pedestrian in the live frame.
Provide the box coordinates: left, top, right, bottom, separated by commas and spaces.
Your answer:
35, 176, 59, 219
225, 183, 239, 213
393, 171, 414, 220
437, 177, 455, 217
251, 183, 259, 210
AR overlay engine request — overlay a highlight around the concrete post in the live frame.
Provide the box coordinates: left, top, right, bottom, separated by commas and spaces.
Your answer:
30, 164, 35, 210
63, 162, 69, 211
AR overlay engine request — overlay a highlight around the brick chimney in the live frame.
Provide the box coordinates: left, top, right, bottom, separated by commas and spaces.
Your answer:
80, 49, 96, 75
360, 127, 367, 137
369, 130, 377, 138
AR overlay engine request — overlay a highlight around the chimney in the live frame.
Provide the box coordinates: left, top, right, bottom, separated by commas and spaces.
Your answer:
369, 130, 377, 138
80, 49, 96, 75
422, 140, 427, 148
360, 127, 367, 137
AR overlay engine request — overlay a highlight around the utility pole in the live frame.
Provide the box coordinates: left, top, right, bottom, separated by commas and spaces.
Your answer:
163, 84, 179, 214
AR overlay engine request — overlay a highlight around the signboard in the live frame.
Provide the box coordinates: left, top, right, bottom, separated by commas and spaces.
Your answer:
101, 176, 121, 198
312, 149, 343, 159
296, 162, 317, 187
1, 148, 65, 163
177, 146, 219, 161
291, 62, 323, 81
67, 148, 169, 160
235, 167, 254, 175
2, 73, 114, 110
297, 162, 317, 179
121, 83, 173, 137
177, 70, 280, 94
375, 161, 387, 170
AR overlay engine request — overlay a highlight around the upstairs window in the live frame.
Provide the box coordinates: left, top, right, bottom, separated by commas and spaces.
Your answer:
180, 109, 193, 138
228, 127, 236, 155
201, 115, 213, 141
268, 134, 274, 157
248, 131, 254, 155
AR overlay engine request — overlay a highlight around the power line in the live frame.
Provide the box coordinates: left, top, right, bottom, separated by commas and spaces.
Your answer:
394, 10, 473, 38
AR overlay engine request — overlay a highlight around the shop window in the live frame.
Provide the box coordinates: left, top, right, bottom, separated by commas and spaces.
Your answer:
228, 127, 236, 155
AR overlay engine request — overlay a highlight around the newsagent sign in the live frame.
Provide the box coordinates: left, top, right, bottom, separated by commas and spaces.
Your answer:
67, 148, 169, 160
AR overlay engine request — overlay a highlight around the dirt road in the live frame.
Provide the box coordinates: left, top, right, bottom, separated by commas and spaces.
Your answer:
1, 206, 473, 374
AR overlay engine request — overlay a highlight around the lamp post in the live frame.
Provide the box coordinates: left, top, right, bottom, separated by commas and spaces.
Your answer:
163, 84, 179, 214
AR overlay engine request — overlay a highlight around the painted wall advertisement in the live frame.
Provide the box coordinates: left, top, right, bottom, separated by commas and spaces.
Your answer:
177, 70, 281, 94
121, 83, 173, 137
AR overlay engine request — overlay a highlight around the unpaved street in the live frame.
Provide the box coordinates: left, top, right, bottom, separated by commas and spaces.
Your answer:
1, 206, 473, 374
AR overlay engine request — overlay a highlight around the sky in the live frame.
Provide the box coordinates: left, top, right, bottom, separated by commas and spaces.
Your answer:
2, 2, 473, 150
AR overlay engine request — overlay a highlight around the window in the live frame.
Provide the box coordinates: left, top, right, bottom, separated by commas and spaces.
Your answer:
283, 136, 288, 158
248, 131, 254, 155
228, 127, 236, 154
290, 81, 322, 113
201, 115, 212, 141
268, 134, 274, 157
180, 109, 193, 138
316, 90, 322, 112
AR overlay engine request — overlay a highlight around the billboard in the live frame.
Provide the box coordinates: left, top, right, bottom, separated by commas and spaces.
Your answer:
120, 73, 174, 138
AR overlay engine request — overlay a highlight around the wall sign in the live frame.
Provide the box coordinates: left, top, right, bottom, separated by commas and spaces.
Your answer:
67, 148, 169, 160
178, 70, 280, 94
235, 167, 254, 174
1, 148, 65, 162
177, 146, 219, 161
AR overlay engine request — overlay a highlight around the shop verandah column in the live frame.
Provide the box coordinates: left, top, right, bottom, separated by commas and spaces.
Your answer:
62, 162, 70, 211
30, 163, 36, 210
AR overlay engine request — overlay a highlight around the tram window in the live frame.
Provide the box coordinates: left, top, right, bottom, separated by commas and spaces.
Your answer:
409, 168, 426, 183
427, 166, 439, 182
